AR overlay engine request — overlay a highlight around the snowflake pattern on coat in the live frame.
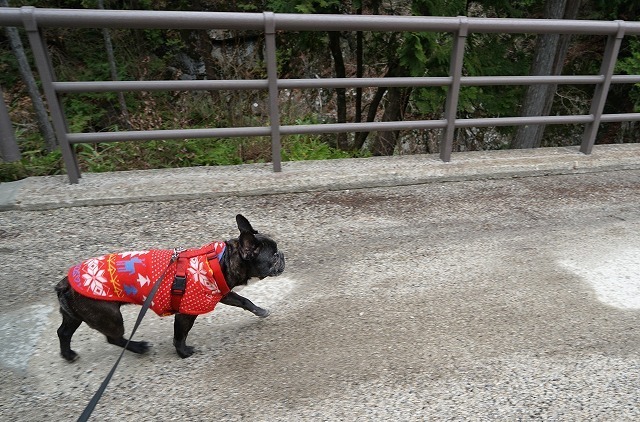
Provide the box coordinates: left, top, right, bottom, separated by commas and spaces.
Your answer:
68, 242, 228, 316
81, 257, 109, 296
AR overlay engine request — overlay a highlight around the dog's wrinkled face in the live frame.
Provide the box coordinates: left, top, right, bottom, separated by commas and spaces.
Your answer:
236, 214, 285, 280
249, 234, 285, 279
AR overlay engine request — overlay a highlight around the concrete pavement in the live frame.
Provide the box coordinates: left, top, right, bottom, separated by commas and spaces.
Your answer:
1, 145, 639, 420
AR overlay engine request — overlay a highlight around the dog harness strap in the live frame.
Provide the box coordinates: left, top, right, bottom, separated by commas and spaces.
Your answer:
208, 252, 230, 296
177, 243, 218, 258
170, 242, 229, 312
171, 257, 188, 312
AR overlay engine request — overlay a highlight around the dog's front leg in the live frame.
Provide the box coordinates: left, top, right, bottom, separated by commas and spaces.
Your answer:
221, 291, 270, 318
173, 313, 197, 358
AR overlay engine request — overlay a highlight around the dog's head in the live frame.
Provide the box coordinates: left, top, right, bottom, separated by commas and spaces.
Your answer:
233, 214, 285, 280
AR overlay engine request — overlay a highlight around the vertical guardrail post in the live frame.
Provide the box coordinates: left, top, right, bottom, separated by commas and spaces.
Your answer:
21, 6, 81, 183
440, 17, 468, 162
580, 21, 625, 155
0, 84, 21, 161
264, 11, 282, 172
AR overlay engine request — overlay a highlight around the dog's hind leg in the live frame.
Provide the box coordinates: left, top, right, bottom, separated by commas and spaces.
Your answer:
57, 310, 82, 362
105, 335, 151, 354
55, 277, 150, 357
56, 277, 84, 361
79, 300, 150, 355
99, 310, 150, 355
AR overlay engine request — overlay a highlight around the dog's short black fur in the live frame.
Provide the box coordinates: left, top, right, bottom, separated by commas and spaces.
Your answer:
55, 214, 284, 360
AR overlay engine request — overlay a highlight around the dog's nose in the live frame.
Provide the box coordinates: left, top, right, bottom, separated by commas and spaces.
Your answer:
271, 252, 285, 275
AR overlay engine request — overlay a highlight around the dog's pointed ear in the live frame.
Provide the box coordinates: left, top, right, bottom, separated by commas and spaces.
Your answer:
236, 214, 259, 260
236, 214, 258, 234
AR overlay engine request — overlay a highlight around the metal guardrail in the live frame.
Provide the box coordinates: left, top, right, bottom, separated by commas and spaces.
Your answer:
1, 7, 640, 183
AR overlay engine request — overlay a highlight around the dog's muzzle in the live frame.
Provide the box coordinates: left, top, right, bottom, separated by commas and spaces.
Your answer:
269, 251, 285, 276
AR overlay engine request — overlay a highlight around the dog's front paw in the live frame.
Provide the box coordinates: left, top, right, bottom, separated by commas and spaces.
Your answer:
254, 307, 271, 318
176, 345, 195, 358
174, 338, 195, 358
61, 350, 79, 362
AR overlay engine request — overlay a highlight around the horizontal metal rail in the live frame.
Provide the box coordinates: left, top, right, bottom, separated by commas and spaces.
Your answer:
2, 8, 640, 35
1, 7, 640, 183
600, 113, 640, 122
70, 113, 640, 143
53, 80, 269, 92
67, 127, 272, 143
54, 75, 617, 93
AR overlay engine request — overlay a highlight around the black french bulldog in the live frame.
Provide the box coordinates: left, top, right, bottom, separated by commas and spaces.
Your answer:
55, 214, 284, 360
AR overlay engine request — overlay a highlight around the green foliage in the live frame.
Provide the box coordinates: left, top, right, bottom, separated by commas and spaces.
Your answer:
294, 0, 341, 14
63, 94, 111, 133
184, 139, 244, 166
0, 161, 28, 181
0, 47, 21, 87
399, 33, 430, 77
268, 0, 342, 14
617, 38, 640, 112
592, 0, 640, 20
411, 87, 447, 116
72, 139, 246, 172
0, 133, 64, 181
267, 0, 336, 67
0, 132, 364, 181
282, 135, 352, 161
279, 116, 360, 160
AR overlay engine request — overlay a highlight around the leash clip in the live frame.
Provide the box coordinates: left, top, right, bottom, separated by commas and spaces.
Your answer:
172, 247, 185, 260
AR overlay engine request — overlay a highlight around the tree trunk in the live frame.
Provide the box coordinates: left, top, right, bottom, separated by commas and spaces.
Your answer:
512, 0, 581, 149
98, 0, 131, 129
1, 0, 57, 151
328, 31, 348, 150
353, 85, 387, 151
371, 67, 410, 156
371, 88, 402, 155
192, 29, 228, 121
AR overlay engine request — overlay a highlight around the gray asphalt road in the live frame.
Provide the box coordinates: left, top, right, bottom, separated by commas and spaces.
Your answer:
1, 168, 639, 420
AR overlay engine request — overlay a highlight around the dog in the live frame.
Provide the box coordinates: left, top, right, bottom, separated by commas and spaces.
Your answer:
55, 214, 285, 360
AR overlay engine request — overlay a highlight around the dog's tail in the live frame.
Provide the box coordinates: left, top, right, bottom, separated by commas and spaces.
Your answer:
55, 277, 76, 316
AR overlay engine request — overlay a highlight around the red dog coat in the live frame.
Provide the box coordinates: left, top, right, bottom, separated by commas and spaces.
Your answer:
67, 242, 229, 316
